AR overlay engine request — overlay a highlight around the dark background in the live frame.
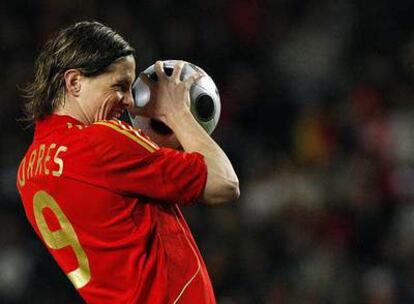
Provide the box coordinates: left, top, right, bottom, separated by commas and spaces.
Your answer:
2, 0, 414, 303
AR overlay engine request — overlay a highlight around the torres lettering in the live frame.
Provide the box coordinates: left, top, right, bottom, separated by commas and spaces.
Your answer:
18, 143, 68, 187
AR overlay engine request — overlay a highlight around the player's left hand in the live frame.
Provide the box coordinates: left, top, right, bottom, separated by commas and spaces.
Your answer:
130, 61, 202, 126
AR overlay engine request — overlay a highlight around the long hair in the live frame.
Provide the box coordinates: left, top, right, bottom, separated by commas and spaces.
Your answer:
23, 21, 134, 121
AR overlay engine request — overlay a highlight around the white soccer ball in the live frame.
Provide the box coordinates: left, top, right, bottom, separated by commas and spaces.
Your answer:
129, 60, 221, 148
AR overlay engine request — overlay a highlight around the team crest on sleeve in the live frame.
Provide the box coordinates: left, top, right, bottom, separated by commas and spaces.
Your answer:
94, 119, 159, 152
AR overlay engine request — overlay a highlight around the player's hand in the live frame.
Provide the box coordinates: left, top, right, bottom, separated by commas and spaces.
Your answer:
132, 60, 202, 126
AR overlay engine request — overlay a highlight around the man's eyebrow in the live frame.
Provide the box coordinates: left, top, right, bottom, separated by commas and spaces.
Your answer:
114, 77, 133, 85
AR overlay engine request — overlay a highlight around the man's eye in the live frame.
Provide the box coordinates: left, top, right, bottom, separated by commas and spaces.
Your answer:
114, 84, 128, 92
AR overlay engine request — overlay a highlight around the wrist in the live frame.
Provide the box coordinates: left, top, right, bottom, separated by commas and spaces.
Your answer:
165, 109, 195, 131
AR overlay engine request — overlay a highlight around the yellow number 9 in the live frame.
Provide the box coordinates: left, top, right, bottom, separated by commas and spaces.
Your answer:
33, 190, 91, 289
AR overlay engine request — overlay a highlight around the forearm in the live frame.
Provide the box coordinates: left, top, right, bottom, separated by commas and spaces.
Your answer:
167, 110, 240, 205
137, 60, 239, 204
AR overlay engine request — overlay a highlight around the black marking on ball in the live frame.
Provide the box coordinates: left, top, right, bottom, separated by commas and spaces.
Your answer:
195, 94, 215, 122
150, 119, 173, 135
149, 65, 174, 81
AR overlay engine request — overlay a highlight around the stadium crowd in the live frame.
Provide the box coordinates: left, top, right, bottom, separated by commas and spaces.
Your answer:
1, 0, 414, 303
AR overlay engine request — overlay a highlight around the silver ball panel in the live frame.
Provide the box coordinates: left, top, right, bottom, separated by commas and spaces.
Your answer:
131, 60, 221, 136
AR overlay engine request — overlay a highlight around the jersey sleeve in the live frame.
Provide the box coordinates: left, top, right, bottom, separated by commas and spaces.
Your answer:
86, 120, 207, 205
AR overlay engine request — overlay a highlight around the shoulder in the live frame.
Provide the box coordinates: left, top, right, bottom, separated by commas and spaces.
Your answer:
85, 119, 159, 154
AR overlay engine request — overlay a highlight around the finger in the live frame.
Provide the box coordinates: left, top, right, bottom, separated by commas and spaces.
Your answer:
171, 61, 185, 80
184, 71, 203, 89
154, 60, 167, 81
139, 72, 154, 88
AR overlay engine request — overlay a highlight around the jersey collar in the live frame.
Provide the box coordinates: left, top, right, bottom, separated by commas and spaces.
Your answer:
35, 114, 83, 139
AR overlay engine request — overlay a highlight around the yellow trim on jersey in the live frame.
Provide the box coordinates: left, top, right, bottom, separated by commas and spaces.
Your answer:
171, 205, 202, 304
105, 120, 159, 150
94, 121, 158, 153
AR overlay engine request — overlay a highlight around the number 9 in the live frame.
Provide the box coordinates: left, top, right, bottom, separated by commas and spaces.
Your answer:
33, 190, 91, 289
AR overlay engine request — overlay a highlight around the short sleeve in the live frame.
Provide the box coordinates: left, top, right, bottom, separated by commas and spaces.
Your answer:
86, 120, 207, 205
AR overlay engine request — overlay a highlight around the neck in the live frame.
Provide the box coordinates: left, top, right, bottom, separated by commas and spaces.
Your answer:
54, 96, 91, 124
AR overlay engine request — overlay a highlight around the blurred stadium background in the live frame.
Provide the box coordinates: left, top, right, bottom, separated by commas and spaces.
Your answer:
2, 0, 414, 303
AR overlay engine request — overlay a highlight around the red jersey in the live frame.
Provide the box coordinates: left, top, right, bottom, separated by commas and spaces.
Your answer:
16, 114, 216, 304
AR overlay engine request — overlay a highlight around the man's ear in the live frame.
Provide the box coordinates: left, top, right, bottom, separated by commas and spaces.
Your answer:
64, 69, 82, 97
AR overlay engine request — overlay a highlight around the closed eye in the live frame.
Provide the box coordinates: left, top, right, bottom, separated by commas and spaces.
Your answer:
113, 82, 130, 92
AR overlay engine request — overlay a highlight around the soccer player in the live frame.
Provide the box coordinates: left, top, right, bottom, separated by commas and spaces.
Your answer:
16, 21, 239, 303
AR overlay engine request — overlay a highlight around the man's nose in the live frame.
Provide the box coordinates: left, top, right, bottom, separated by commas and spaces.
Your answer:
123, 90, 134, 109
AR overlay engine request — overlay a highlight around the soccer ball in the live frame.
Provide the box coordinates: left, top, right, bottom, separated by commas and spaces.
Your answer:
129, 60, 221, 148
